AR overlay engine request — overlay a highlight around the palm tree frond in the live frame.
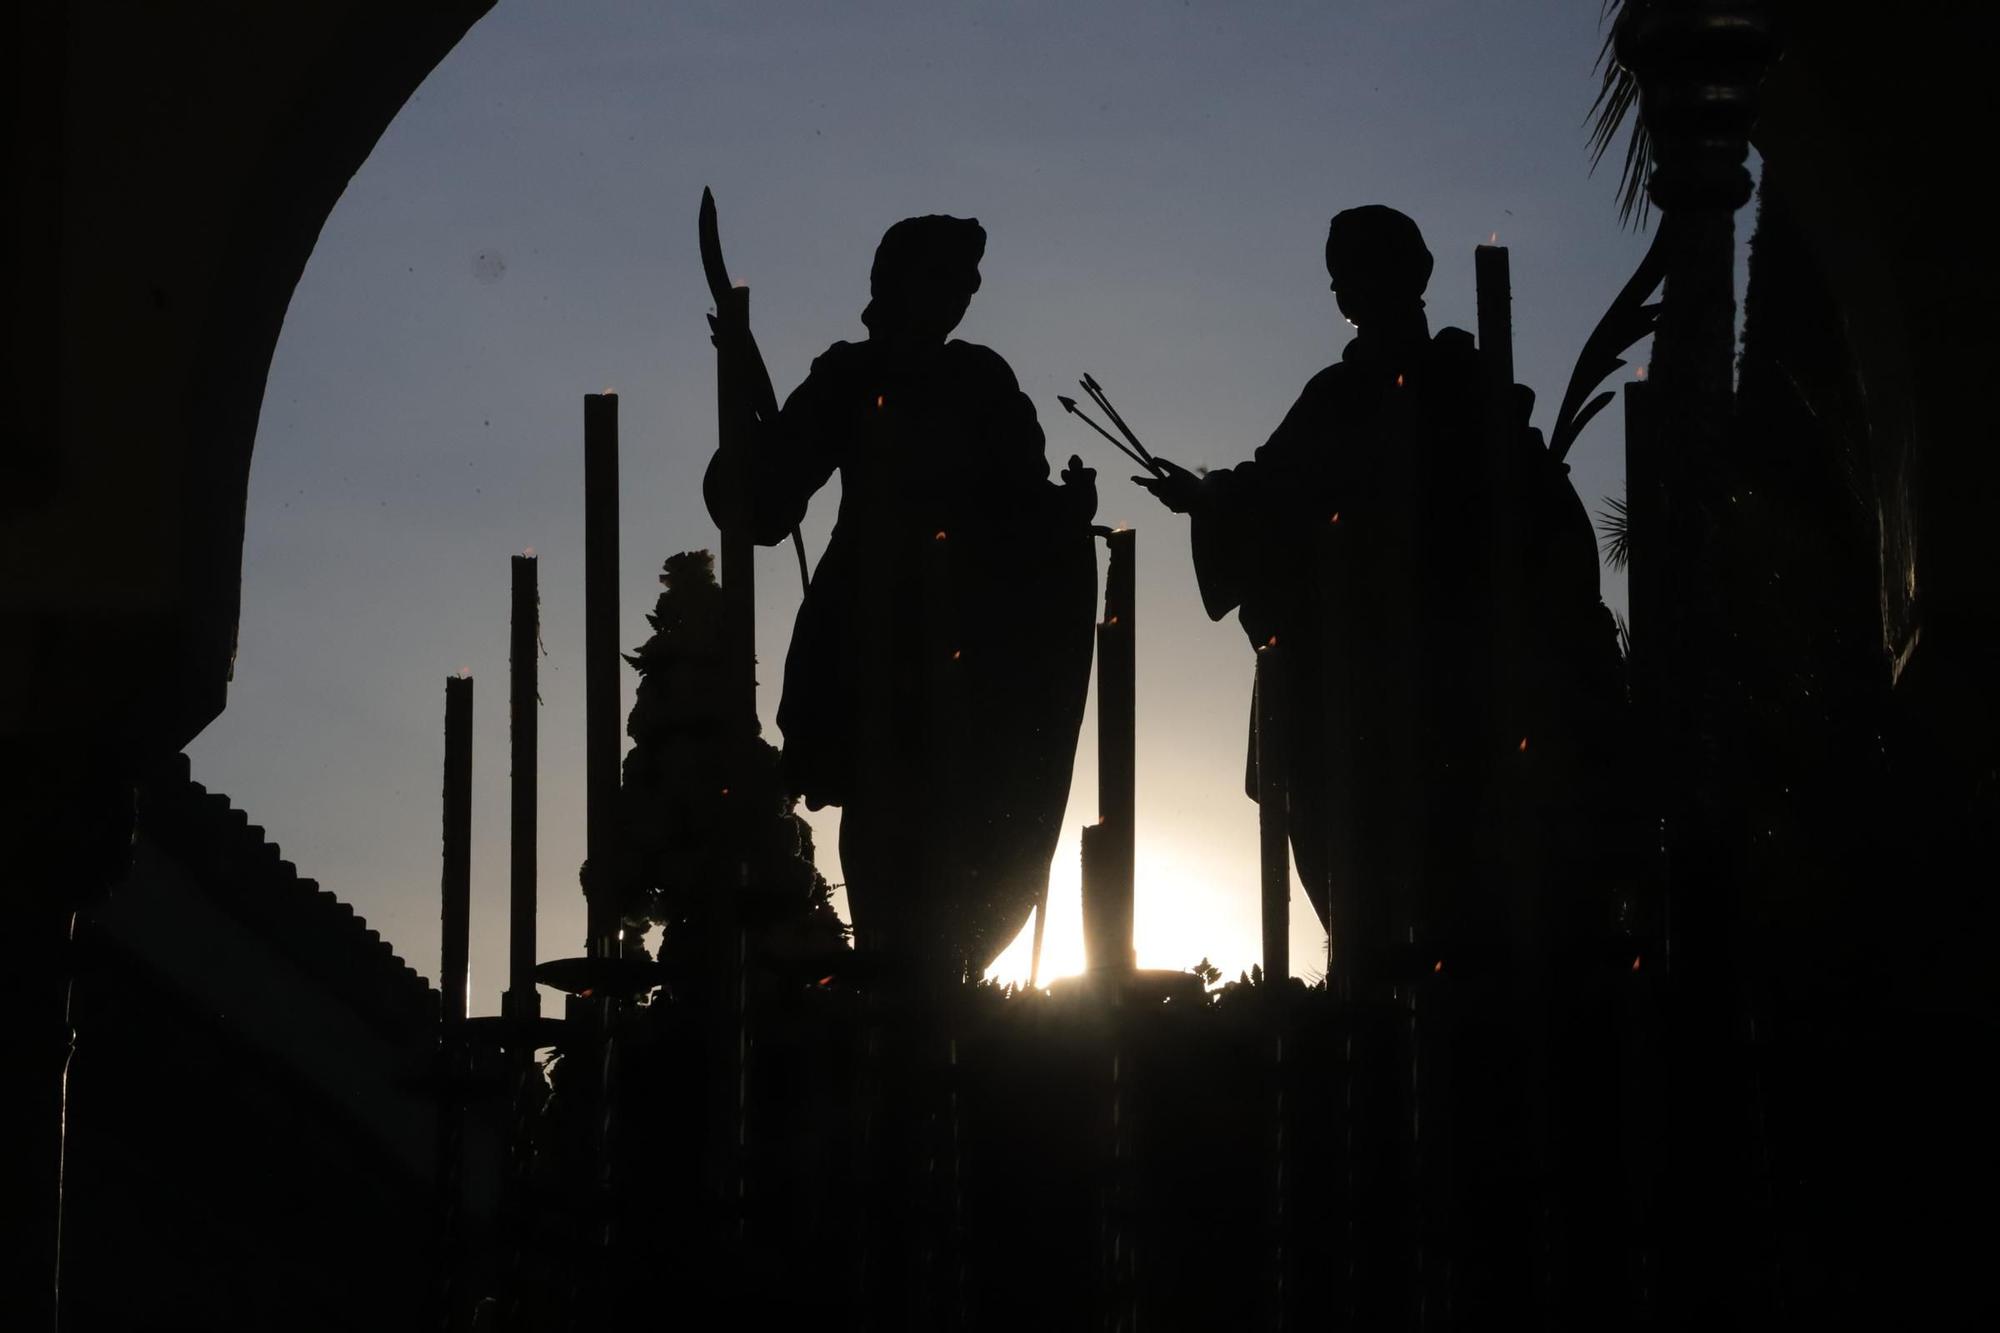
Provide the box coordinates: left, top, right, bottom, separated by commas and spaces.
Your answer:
1597, 492, 1631, 571
1587, 0, 1652, 229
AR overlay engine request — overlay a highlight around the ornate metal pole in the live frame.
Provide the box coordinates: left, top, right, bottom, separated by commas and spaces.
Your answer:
1617, 1, 1779, 1319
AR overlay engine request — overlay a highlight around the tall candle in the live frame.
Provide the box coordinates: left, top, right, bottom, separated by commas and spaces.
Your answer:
506, 552, 539, 1021
441, 671, 473, 1025
1315, 518, 1360, 992
1080, 820, 1131, 973
920, 527, 960, 919
1094, 527, 1136, 971
583, 393, 620, 956
1256, 640, 1289, 983
1476, 241, 1525, 716
1474, 243, 1514, 391
714, 289, 758, 730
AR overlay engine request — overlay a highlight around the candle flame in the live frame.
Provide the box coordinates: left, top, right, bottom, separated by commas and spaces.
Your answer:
1266, 635, 1279, 648
456, 667, 472, 679
522, 546, 537, 558
1330, 512, 1341, 524
1395, 373, 1405, 387
933, 530, 948, 541
601, 388, 616, 396
1636, 365, 1648, 381
876, 394, 885, 408
818, 975, 835, 987
1632, 955, 1643, 972
1106, 616, 1119, 626
1518, 736, 1529, 752
1433, 959, 1443, 974
951, 649, 962, 660
1488, 231, 1498, 245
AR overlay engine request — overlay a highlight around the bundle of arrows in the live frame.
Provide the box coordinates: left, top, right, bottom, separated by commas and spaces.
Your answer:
1059, 373, 1163, 479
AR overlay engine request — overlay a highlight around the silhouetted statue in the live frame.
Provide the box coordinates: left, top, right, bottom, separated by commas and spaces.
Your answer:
1138, 205, 1623, 975
706, 216, 1098, 977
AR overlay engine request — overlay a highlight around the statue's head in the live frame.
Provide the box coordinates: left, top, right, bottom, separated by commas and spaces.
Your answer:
1325, 205, 1432, 331
862, 214, 986, 342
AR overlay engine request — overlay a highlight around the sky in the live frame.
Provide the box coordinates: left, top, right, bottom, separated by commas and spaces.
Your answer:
187, 0, 1671, 1014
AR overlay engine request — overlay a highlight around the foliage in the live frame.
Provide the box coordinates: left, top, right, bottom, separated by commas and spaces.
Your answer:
1597, 492, 1630, 571
1587, 0, 1652, 229
612, 551, 848, 996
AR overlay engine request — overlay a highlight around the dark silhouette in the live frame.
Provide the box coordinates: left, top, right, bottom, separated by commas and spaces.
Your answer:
705, 216, 1098, 977
27, 7, 2000, 1326
613, 550, 849, 993
1137, 205, 1624, 965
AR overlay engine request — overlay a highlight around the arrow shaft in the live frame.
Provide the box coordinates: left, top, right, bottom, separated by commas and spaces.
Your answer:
1066, 401, 1156, 473
1082, 375, 1155, 465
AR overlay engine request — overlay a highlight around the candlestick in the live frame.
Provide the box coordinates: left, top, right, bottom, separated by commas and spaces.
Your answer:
583, 393, 620, 957
506, 553, 540, 1022
441, 672, 473, 1025
1256, 640, 1288, 983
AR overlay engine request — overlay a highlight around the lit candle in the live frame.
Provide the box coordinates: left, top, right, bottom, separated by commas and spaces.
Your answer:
1256, 639, 1288, 982
505, 552, 539, 1022
1094, 528, 1136, 972
441, 671, 473, 1025
1315, 518, 1360, 992
1475, 242, 1513, 389
1080, 820, 1131, 973
583, 394, 620, 957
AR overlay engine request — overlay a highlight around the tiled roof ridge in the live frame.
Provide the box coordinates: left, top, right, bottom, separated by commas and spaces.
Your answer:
136, 752, 440, 1037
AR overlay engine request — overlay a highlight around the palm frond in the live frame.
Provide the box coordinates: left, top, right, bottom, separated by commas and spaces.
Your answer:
1587, 0, 1652, 229
1597, 492, 1631, 571
1614, 607, 1633, 662
1548, 222, 1667, 463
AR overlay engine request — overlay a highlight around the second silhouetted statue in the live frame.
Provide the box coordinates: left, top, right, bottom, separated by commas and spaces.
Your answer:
706, 216, 1098, 979
1137, 205, 1625, 985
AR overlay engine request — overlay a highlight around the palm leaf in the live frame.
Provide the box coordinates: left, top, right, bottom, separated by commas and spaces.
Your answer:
1587, 0, 1652, 229
1597, 492, 1631, 571
1548, 221, 1667, 462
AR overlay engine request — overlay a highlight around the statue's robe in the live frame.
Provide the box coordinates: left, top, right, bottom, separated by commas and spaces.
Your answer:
1189, 326, 1626, 969
712, 337, 1096, 971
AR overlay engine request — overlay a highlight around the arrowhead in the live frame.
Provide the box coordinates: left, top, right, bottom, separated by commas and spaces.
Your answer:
1057, 395, 1079, 412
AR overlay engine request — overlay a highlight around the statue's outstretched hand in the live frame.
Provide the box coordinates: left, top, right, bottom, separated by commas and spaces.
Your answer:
1061, 454, 1099, 523
1134, 457, 1203, 514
